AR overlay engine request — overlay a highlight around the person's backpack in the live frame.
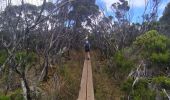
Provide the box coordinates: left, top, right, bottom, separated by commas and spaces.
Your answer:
85, 42, 90, 51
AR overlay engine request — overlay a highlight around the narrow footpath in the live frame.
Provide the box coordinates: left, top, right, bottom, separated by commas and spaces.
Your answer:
77, 53, 94, 100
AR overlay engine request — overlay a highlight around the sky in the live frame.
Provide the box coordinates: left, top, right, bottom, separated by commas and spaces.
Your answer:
96, 0, 170, 23
11, 0, 48, 5
1, 0, 169, 23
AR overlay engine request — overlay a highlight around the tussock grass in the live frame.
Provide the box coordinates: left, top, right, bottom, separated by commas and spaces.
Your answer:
91, 51, 123, 100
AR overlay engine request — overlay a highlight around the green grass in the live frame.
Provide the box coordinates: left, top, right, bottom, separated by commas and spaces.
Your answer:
0, 89, 23, 100
0, 95, 10, 100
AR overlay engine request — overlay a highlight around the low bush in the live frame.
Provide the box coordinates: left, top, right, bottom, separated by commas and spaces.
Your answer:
134, 30, 170, 66
121, 78, 156, 100
0, 50, 7, 65
152, 76, 170, 89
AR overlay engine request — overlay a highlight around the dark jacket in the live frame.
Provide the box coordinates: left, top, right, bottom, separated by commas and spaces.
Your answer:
85, 41, 90, 52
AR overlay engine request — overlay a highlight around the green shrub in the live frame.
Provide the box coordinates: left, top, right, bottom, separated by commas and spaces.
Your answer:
107, 51, 135, 80
0, 94, 10, 100
10, 89, 24, 100
151, 51, 170, 64
134, 30, 170, 66
134, 30, 167, 52
132, 79, 155, 100
152, 76, 170, 89
16, 51, 37, 64
0, 50, 7, 65
121, 78, 133, 93
114, 51, 134, 73
121, 78, 156, 100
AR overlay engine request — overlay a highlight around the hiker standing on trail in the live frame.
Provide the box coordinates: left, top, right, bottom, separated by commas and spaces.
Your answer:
84, 37, 90, 60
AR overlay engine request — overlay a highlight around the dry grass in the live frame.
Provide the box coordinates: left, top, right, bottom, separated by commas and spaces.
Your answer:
91, 51, 124, 100
0, 50, 124, 100
39, 50, 84, 100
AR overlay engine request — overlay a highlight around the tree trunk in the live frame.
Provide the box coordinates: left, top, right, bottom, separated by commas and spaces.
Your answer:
21, 74, 31, 100
43, 59, 49, 81
38, 51, 50, 82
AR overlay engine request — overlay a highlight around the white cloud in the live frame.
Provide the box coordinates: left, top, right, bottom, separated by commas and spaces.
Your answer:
11, 0, 21, 5
130, 0, 147, 8
101, 0, 148, 11
12, 0, 45, 6
100, 0, 119, 11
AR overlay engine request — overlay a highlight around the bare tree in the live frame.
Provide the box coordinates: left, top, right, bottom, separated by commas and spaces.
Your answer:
0, 0, 75, 99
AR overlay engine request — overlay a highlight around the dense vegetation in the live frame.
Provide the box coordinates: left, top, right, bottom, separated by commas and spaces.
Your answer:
0, 0, 170, 100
